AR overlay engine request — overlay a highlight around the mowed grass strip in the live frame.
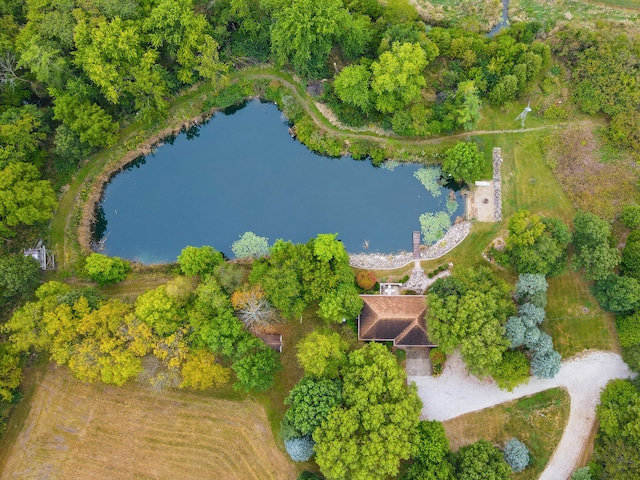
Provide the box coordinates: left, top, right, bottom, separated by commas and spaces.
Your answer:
0, 365, 297, 480
443, 388, 570, 480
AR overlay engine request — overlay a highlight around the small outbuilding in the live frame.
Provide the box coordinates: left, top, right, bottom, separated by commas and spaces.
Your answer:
257, 333, 283, 353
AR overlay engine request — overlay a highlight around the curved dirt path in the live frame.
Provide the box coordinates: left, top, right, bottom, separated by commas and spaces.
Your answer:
408, 350, 635, 480
244, 71, 603, 145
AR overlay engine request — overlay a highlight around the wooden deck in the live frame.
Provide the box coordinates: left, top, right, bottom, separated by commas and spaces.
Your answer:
413, 231, 421, 260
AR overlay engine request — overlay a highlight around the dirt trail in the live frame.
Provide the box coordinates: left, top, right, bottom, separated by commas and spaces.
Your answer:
409, 350, 635, 480
245, 72, 604, 145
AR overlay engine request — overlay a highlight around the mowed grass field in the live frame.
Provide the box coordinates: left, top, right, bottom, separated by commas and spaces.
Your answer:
0, 365, 296, 480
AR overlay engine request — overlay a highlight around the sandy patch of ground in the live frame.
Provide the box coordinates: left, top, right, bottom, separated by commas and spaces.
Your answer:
1, 365, 296, 480
467, 184, 496, 222
409, 350, 635, 480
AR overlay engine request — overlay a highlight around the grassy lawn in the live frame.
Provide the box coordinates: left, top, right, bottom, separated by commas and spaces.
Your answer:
0, 365, 297, 480
545, 272, 618, 356
443, 388, 570, 480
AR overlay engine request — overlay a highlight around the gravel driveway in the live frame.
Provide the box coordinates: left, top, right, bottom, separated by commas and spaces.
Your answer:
408, 350, 636, 480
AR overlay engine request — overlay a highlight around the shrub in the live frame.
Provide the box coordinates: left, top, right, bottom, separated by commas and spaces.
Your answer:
505, 316, 526, 349
515, 274, 548, 300
571, 466, 592, 480
491, 351, 530, 391
177, 245, 224, 276
622, 344, 640, 373
593, 274, 640, 313
84, 253, 130, 285
621, 204, 640, 229
531, 349, 562, 379
356, 271, 377, 291
504, 438, 530, 472
531, 331, 554, 356
430, 348, 446, 375
524, 327, 542, 349
543, 105, 569, 121
231, 232, 269, 259
616, 313, 640, 348
518, 303, 545, 327
285, 436, 315, 462
298, 472, 323, 480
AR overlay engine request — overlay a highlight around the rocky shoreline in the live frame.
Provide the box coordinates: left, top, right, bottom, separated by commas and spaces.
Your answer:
349, 221, 472, 270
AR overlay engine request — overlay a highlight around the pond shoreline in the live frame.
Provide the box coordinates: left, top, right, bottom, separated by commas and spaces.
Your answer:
78, 111, 216, 256
349, 221, 472, 270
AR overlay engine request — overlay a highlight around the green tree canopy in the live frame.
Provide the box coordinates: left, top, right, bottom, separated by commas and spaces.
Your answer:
509, 215, 571, 275
455, 440, 511, 480
371, 42, 430, 114
0, 162, 57, 237
296, 330, 349, 379
333, 64, 373, 113
266, 0, 349, 78
426, 267, 514, 376
593, 379, 640, 478
84, 253, 130, 285
177, 245, 224, 276
285, 377, 343, 436
0, 253, 41, 303
442, 142, 485, 184
314, 342, 422, 480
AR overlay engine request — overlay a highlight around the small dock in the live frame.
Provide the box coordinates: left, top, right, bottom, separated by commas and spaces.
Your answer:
413, 231, 421, 260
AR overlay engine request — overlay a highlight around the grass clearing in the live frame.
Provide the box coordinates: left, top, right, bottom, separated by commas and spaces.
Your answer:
0, 364, 297, 480
545, 272, 618, 356
510, 0, 640, 26
443, 388, 570, 480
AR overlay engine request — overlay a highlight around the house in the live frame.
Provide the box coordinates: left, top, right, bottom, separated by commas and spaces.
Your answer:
357, 294, 436, 348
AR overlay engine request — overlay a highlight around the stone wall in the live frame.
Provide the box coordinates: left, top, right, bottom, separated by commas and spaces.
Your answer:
493, 147, 503, 222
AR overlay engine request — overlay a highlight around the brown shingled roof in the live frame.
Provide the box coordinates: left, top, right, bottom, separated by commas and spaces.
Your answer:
358, 295, 436, 347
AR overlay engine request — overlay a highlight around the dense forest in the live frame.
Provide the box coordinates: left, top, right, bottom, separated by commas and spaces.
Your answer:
0, 0, 640, 479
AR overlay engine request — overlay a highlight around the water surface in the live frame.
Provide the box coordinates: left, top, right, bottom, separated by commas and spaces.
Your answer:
97, 100, 463, 263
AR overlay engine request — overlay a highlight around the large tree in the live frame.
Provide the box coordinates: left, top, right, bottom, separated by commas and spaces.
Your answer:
266, 0, 349, 78
314, 342, 422, 480
593, 379, 640, 479
0, 162, 57, 237
426, 267, 514, 376
442, 142, 485, 184
572, 211, 620, 280
371, 42, 429, 113
285, 377, 343, 436
506, 211, 570, 275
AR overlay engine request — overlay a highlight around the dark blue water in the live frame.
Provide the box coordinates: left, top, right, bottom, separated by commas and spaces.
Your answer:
487, 0, 510, 37
97, 100, 463, 263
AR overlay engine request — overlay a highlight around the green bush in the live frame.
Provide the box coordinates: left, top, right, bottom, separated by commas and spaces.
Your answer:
430, 348, 446, 376
84, 253, 130, 285
503, 438, 530, 472
491, 351, 530, 391
616, 313, 640, 348
621, 204, 640, 229
543, 105, 569, 121
177, 245, 224, 276
395, 348, 407, 362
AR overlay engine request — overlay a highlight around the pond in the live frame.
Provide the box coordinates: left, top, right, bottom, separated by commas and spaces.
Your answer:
95, 100, 464, 263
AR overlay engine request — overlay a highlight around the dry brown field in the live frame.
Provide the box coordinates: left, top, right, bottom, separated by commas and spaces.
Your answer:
0, 364, 296, 480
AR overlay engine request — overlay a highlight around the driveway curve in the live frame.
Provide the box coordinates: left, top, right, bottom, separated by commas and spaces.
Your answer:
408, 350, 635, 480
